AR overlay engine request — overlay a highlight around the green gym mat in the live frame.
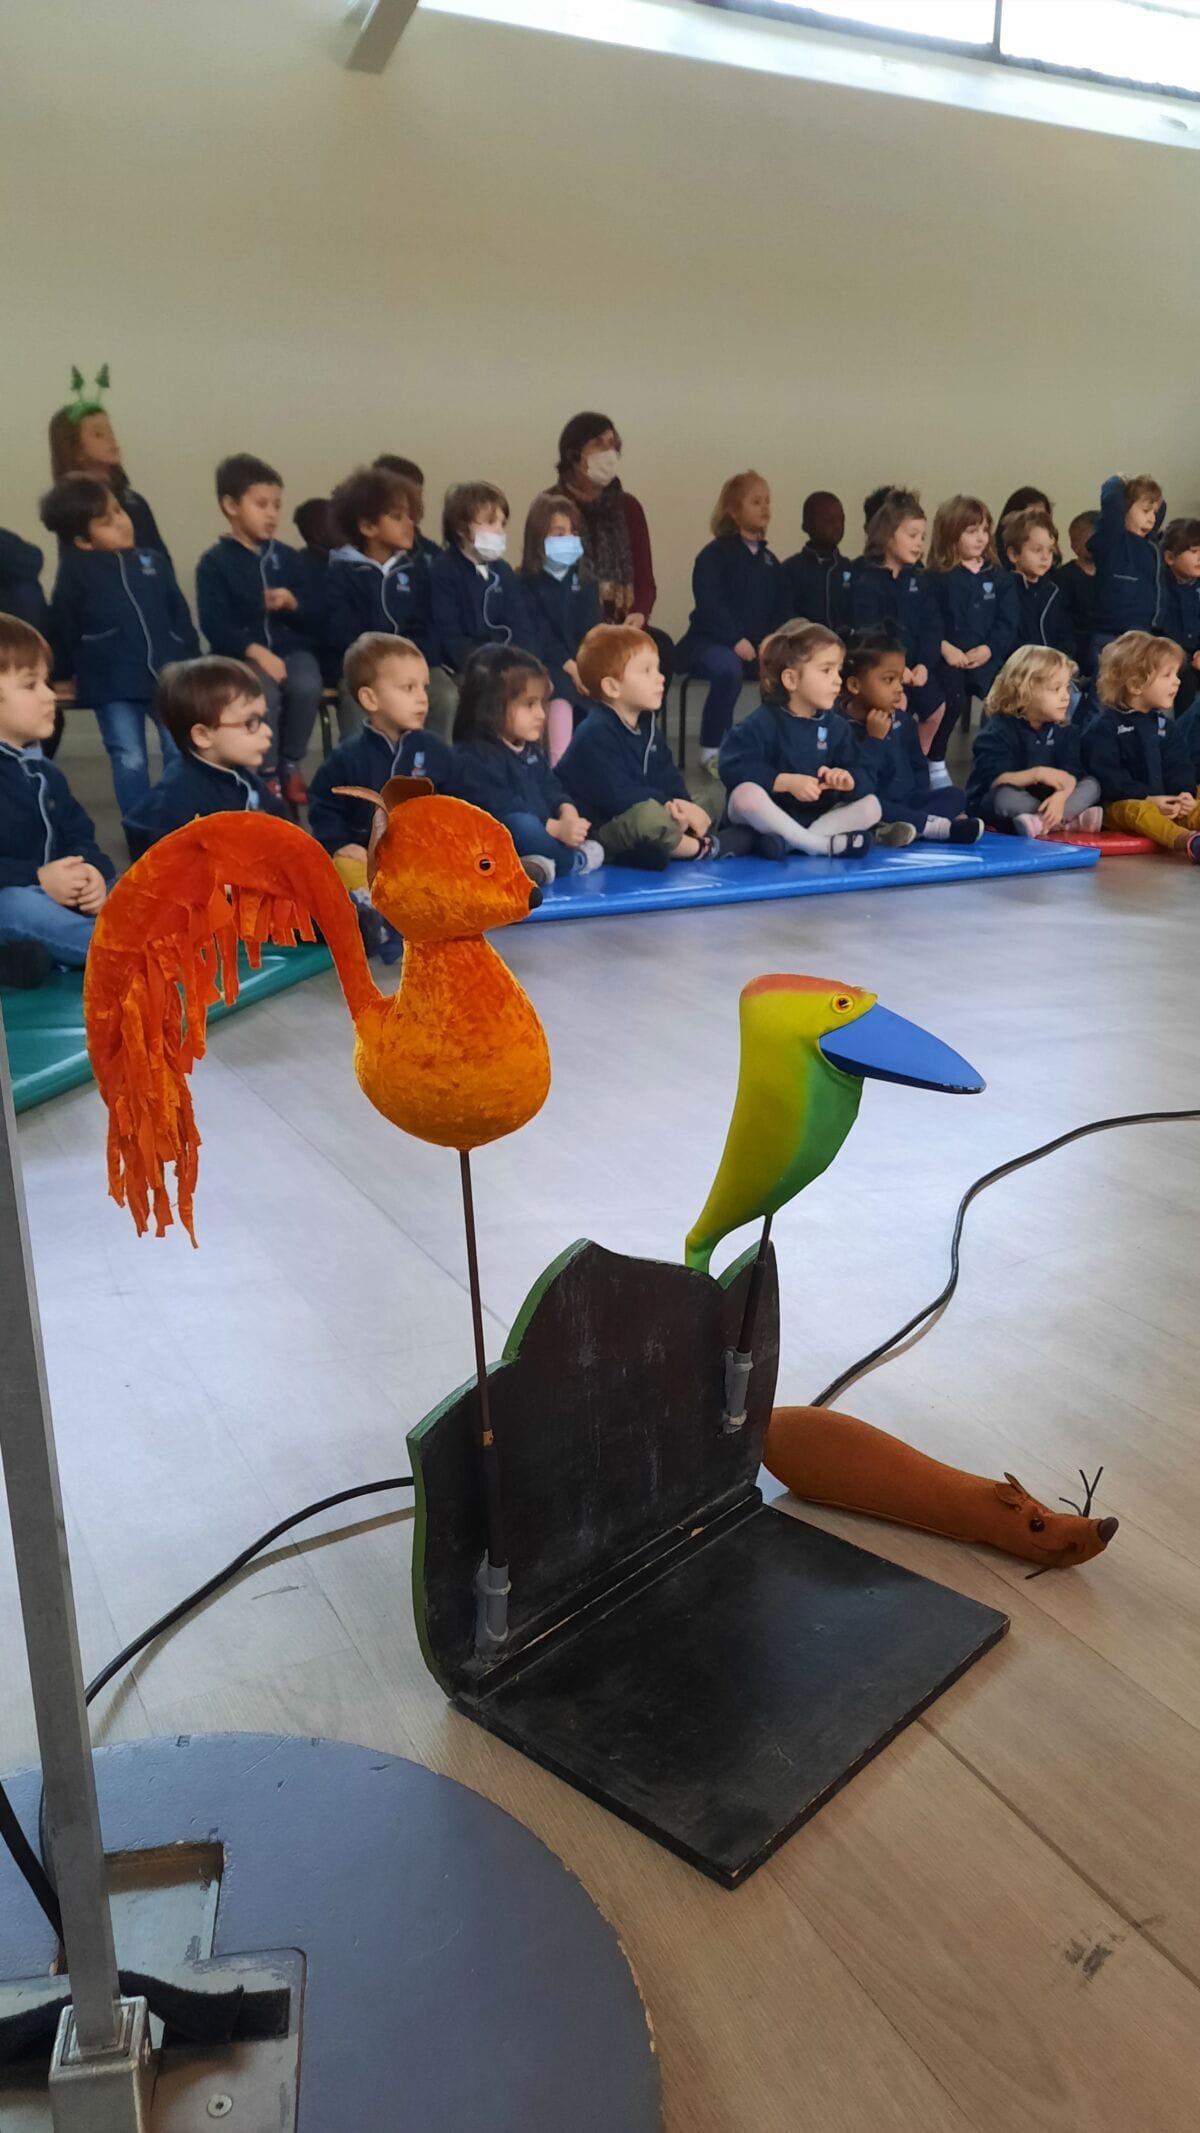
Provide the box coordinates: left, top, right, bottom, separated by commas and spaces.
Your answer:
1, 942, 332, 1114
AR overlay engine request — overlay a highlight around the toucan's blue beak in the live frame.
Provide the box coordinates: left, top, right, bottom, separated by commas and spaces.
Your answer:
819, 1003, 984, 1093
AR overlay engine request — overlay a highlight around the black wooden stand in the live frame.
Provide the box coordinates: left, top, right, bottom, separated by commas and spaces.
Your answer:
409, 1241, 1007, 1887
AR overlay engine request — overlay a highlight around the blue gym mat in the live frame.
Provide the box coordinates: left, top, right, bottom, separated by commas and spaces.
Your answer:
525, 834, 1099, 922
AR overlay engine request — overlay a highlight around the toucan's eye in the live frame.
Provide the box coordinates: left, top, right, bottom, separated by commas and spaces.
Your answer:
478, 856, 494, 873
834, 994, 853, 1012
1029, 1516, 1045, 1533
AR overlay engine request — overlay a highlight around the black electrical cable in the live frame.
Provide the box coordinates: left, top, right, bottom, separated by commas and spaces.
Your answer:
5, 1105, 1200, 1938
0, 1476, 413, 1934
813, 1107, 1200, 1408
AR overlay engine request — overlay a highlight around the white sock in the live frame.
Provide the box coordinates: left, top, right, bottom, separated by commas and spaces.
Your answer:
922, 815, 951, 841
699, 746, 720, 770
927, 761, 952, 789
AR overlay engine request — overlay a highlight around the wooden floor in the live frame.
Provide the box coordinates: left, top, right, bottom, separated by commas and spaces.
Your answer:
5, 722, 1200, 2129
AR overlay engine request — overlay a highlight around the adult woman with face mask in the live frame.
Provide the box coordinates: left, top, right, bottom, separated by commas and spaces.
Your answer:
556, 413, 674, 687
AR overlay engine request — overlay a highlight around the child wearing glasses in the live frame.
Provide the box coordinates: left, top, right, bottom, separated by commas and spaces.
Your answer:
122, 656, 286, 858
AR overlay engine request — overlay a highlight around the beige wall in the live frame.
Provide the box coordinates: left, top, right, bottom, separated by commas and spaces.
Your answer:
5, 0, 1199, 632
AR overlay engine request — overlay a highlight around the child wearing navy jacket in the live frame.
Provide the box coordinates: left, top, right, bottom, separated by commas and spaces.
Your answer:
1091, 473, 1165, 658
517, 492, 602, 764
122, 657, 287, 859
559, 625, 749, 867
41, 475, 197, 819
840, 631, 981, 845
372, 456, 442, 569
429, 483, 529, 675
326, 466, 436, 659
968, 647, 1101, 837
782, 492, 847, 631
681, 471, 790, 767
308, 632, 455, 960
1154, 518, 1200, 711
926, 495, 1018, 763
844, 489, 945, 758
196, 453, 323, 808
452, 644, 603, 885
0, 615, 113, 969
718, 621, 880, 858
1083, 631, 1200, 858
1001, 509, 1078, 662
1056, 512, 1099, 668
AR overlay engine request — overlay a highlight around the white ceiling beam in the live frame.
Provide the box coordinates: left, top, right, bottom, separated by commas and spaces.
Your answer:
339, 0, 421, 72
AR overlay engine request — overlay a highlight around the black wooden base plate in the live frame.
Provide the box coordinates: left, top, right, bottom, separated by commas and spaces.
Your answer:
464, 1507, 1008, 1887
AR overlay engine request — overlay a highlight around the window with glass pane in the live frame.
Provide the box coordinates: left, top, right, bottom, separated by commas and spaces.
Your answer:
1001, 0, 1200, 95
764, 2, 995, 45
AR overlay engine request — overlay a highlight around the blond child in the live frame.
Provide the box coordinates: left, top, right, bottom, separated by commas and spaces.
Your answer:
1082, 632, 1200, 858
967, 647, 1101, 836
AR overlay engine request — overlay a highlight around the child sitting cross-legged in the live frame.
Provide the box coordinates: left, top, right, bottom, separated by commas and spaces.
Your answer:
718, 621, 881, 858
452, 643, 603, 886
1082, 631, 1200, 859
122, 656, 287, 859
0, 613, 114, 970
308, 632, 454, 960
968, 646, 1102, 838
840, 630, 982, 846
558, 624, 752, 867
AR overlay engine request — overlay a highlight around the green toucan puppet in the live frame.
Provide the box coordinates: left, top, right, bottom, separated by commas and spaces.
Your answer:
685, 974, 982, 1272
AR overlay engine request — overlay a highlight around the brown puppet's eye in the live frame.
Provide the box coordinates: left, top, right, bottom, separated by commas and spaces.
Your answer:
1029, 1516, 1045, 1533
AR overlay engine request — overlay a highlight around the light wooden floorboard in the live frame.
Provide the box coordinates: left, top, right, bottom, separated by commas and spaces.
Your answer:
5, 726, 1200, 2128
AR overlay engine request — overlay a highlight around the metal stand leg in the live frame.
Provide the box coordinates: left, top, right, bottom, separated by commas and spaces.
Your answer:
0, 1008, 152, 2122
459, 1151, 510, 1652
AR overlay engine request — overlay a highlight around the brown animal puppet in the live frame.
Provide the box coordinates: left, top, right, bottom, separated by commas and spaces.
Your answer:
765, 1406, 1118, 1570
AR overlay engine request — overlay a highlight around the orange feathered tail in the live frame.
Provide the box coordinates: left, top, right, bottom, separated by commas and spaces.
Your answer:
84, 815, 379, 1242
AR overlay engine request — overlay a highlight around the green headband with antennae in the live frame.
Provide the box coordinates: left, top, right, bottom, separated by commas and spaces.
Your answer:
64, 364, 111, 424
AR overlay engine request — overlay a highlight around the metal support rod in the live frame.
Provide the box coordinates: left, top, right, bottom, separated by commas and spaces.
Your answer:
458, 1152, 510, 1649
722, 1215, 773, 1433
0, 1008, 123, 2052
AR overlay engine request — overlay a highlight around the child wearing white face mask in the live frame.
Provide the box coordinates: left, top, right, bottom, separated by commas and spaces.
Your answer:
429, 480, 532, 675
517, 491, 602, 763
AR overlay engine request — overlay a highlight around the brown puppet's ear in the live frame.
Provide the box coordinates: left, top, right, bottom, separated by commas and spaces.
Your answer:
332, 785, 391, 884
381, 774, 434, 810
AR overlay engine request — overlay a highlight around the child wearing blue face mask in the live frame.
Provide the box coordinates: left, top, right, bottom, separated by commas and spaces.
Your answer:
517, 492, 602, 762
428, 481, 530, 676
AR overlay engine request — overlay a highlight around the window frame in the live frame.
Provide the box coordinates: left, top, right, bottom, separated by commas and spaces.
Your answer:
700, 0, 1200, 106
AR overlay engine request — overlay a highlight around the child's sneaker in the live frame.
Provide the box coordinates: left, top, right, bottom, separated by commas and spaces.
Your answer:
521, 853, 556, 889
875, 820, 917, 847
280, 760, 308, 808
949, 816, 985, 844
754, 832, 791, 862
574, 839, 605, 874
709, 825, 756, 859
350, 887, 388, 960
1074, 805, 1104, 834
1013, 813, 1045, 838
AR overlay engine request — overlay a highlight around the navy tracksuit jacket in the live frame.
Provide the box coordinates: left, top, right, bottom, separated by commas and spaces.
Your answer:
196, 537, 316, 660
428, 548, 529, 673
0, 742, 114, 888
1091, 475, 1164, 638
782, 544, 847, 629
517, 567, 602, 704
929, 564, 1019, 698
48, 546, 198, 703
967, 714, 1086, 821
685, 535, 789, 651
307, 723, 456, 854
324, 548, 437, 661
1083, 705, 1193, 803
719, 701, 867, 823
122, 749, 287, 858
1010, 570, 1078, 661
558, 703, 687, 825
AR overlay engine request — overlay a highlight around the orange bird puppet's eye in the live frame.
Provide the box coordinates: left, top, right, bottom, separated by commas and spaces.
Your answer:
478, 856, 494, 873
